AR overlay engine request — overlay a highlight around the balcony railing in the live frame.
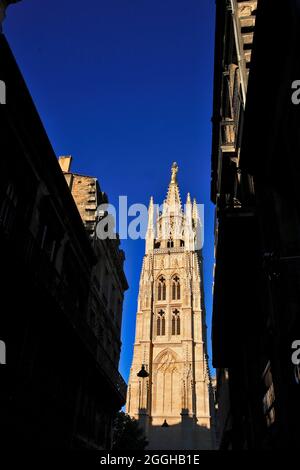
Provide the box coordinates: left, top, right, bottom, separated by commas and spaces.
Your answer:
153, 246, 185, 254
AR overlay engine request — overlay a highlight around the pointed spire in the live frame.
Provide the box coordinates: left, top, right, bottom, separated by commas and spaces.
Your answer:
193, 198, 203, 251
192, 197, 199, 222
147, 196, 155, 229
186, 193, 192, 218
146, 196, 155, 254
184, 192, 194, 251
165, 162, 182, 212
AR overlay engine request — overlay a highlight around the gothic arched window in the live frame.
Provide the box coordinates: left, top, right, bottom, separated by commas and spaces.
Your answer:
171, 309, 180, 335
157, 310, 166, 336
167, 239, 174, 248
158, 276, 166, 301
172, 275, 180, 300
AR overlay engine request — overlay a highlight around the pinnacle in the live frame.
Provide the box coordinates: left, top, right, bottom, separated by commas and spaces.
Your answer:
165, 162, 182, 211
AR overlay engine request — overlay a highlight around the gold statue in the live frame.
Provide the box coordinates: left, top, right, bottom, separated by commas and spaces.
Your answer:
171, 162, 178, 183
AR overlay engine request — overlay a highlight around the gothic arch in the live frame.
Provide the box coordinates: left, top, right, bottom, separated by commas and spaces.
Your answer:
155, 272, 168, 282
156, 309, 166, 336
171, 308, 181, 336
154, 348, 180, 367
171, 274, 181, 300
156, 274, 167, 301
170, 271, 180, 279
153, 348, 182, 415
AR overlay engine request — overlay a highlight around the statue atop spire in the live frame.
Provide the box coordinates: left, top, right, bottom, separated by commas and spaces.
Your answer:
171, 162, 178, 183
164, 162, 182, 211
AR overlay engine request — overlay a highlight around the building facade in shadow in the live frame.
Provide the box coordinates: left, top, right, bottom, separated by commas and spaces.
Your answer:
0, 3, 128, 449
126, 164, 216, 450
211, 0, 300, 449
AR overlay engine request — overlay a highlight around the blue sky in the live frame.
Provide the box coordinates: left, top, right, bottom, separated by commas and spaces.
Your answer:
5, 0, 216, 380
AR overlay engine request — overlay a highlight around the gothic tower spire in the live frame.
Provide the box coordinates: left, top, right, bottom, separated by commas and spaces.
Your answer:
126, 164, 216, 450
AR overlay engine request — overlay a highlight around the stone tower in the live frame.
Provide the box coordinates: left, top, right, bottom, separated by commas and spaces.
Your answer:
126, 163, 215, 450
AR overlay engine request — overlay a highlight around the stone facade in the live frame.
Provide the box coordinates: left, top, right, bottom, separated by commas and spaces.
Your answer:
126, 163, 215, 450
58, 156, 128, 369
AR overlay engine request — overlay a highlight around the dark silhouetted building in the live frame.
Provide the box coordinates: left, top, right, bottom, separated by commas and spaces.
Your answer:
211, 0, 300, 449
0, 4, 127, 449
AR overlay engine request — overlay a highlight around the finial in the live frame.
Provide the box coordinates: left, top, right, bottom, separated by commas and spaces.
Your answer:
193, 198, 199, 220
171, 162, 178, 183
186, 192, 191, 204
